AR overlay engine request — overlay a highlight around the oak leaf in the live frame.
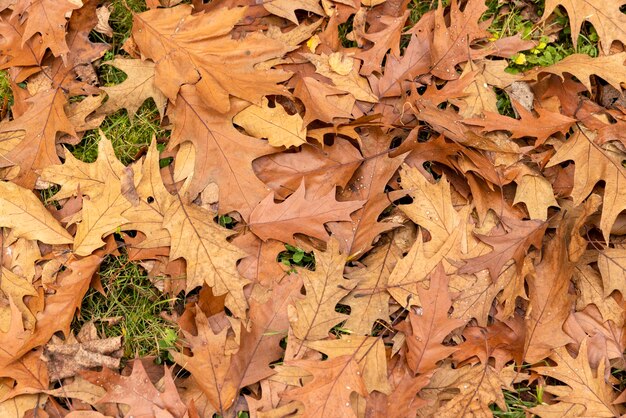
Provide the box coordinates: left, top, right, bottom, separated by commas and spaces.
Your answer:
573, 263, 624, 326
423, 364, 517, 417
306, 335, 392, 394
40, 135, 125, 201
546, 126, 626, 241
430, 0, 490, 80
328, 127, 408, 257
85, 362, 188, 418
356, 11, 408, 75
387, 226, 463, 308
163, 194, 249, 317
542, 0, 626, 53
293, 76, 354, 125
398, 165, 460, 255
0, 88, 75, 186
530, 339, 621, 417
459, 217, 547, 281
303, 52, 378, 102
9, 0, 81, 59
282, 355, 367, 418
249, 180, 364, 245
97, 58, 167, 119
377, 15, 433, 98
513, 174, 559, 221
253, 138, 362, 200
167, 86, 277, 218
131, 5, 292, 113
522, 197, 600, 363
0, 180, 73, 244
288, 238, 356, 341
597, 248, 626, 298
464, 103, 576, 145
233, 97, 307, 148
262, 0, 324, 24
398, 264, 466, 374
524, 52, 626, 92
0, 267, 36, 329
341, 236, 403, 334
170, 310, 236, 413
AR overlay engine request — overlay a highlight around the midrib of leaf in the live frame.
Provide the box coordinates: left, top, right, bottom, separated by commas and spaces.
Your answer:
171, 191, 247, 316
177, 92, 259, 213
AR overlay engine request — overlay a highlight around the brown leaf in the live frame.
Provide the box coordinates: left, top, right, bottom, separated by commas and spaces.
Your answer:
305, 335, 391, 394
525, 52, 626, 92
293, 76, 354, 125
167, 86, 277, 218
249, 180, 364, 245
542, 1, 626, 53
0, 89, 75, 186
422, 364, 517, 417
282, 355, 367, 418
85, 362, 188, 418
398, 264, 466, 374
459, 217, 547, 282
303, 52, 378, 103
464, 103, 576, 145
9, 0, 81, 58
131, 5, 291, 113
253, 138, 362, 200
262, 0, 324, 24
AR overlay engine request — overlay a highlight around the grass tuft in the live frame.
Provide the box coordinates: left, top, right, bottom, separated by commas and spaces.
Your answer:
69, 99, 165, 163
0, 70, 13, 119
73, 251, 180, 361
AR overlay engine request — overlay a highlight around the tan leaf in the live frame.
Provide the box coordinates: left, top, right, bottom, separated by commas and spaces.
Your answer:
530, 339, 620, 417
0, 180, 72, 245
341, 236, 402, 335
524, 53, 626, 92
304, 53, 378, 102
163, 198, 249, 318
40, 136, 126, 201
513, 174, 559, 221
306, 335, 392, 394
293, 76, 354, 125
234, 98, 307, 148
542, 1, 626, 53
98, 58, 167, 119
288, 238, 355, 341
0, 267, 36, 329
10, 0, 81, 58
598, 248, 626, 298
398, 165, 460, 255
546, 126, 626, 241
424, 364, 517, 417
263, 0, 324, 24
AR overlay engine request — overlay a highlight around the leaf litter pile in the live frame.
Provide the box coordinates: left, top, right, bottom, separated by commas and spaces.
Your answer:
3, 0, 626, 416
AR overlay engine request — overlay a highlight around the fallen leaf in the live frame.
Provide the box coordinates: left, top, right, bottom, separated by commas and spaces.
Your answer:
234, 97, 307, 148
